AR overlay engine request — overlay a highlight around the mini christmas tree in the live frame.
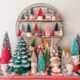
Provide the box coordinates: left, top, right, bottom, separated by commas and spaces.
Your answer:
21, 14, 25, 20
34, 24, 38, 32
38, 8, 43, 16
38, 27, 42, 37
22, 24, 25, 32
38, 51, 45, 72
1, 45, 11, 75
70, 38, 79, 56
10, 36, 31, 74
44, 48, 50, 68
76, 34, 80, 55
31, 38, 36, 47
2, 32, 12, 56
27, 24, 31, 32
29, 38, 36, 51
30, 8, 34, 15
54, 23, 59, 31
50, 30, 54, 38
18, 29, 22, 37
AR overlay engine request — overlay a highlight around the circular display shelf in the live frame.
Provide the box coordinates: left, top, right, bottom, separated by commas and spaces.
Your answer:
16, 3, 64, 46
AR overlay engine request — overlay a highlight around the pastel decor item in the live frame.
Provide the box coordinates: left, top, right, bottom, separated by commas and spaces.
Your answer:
1, 45, 11, 75
70, 38, 79, 74
45, 24, 50, 37
18, 29, 22, 37
26, 24, 32, 37
31, 51, 37, 75
37, 8, 43, 20
38, 51, 45, 73
50, 57, 61, 76
9, 36, 31, 74
46, 8, 51, 20
34, 24, 39, 37
30, 8, 34, 20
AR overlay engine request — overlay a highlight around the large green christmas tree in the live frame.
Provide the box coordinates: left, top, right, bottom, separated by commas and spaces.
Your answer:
70, 38, 79, 56
10, 36, 31, 74
2, 32, 12, 56
44, 48, 50, 68
38, 51, 45, 72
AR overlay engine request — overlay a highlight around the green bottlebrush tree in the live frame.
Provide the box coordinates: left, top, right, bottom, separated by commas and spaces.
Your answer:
54, 23, 59, 31
21, 14, 25, 20
10, 36, 31, 74
38, 51, 45, 72
44, 48, 50, 68
70, 38, 79, 56
2, 32, 12, 56
27, 24, 31, 32
31, 38, 36, 47
30, 8, 34, 14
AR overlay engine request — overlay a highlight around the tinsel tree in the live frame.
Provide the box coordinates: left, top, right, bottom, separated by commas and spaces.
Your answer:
76, 34, 80, 55
2, 32, 12, 56
54, 23, 59, 31
38, 51, 45, 73
10, 36, 31, 74
44, 47, 50, 68
70, 38, 79, 56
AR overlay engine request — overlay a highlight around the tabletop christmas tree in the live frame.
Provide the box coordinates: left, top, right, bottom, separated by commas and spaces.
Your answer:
38, 27, 42, 37
70, 38, 79, 75
2, 32, 12, 56
1, 45, 11, 75
9, 36, 31, 75
44, 48, 50, 69
26, 24, 32, 37
38, 51, 45, 74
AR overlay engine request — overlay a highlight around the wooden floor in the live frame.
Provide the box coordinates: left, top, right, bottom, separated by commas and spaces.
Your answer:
0, 76, 80, 80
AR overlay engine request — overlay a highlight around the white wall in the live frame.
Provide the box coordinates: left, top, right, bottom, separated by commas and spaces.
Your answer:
0, 0, 80, 55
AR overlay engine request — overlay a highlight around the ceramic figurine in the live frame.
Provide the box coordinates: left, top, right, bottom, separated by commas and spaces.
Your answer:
37, 8, 43, 20
50, 57, 62, 76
